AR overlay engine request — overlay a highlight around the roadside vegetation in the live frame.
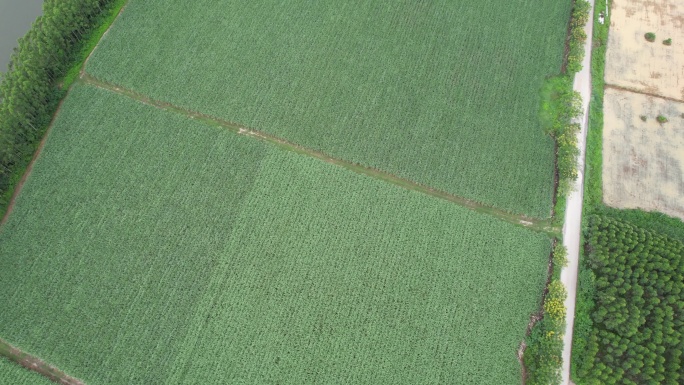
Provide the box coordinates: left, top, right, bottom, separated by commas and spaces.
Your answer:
524, 1, 591, 383
572, 1, 684, 384
0, 0, 125, 218
523, 243, 568, 385
567, 0, 592, 73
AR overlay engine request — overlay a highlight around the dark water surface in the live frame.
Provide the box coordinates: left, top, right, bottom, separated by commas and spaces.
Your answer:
0, 0, 43, 72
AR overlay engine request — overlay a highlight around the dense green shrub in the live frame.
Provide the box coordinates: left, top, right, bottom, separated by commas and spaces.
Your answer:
576, 215, 684, 384
663, 38, 672, 46
645, 32, 656, 42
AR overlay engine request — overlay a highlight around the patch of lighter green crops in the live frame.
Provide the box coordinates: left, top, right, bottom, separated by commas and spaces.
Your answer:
0, 358, 53, 385
86, 0, 572, 218
0, 84, 550, 384
0, 83, 267, 384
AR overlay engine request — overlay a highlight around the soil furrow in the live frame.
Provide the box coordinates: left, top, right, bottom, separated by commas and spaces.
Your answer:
0, 339, 83, 385
605, 83, 684, 104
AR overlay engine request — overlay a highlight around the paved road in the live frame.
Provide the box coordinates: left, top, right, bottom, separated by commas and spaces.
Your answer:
560, 1, 596, 384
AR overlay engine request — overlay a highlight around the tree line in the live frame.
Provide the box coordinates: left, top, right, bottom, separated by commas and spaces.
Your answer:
0, 0, 116, 210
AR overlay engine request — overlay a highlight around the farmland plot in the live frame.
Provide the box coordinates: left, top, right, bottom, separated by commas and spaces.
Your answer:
0, 84, 551, 384
85, 0, 572, 217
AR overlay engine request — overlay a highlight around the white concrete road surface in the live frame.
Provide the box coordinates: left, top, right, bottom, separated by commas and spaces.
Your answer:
561, 0, 596, 384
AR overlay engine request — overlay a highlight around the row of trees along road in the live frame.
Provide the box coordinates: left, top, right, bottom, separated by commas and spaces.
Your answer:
0, 0, 115, 209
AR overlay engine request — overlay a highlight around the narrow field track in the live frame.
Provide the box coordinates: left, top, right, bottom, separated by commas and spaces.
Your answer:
0, 339, 83, 385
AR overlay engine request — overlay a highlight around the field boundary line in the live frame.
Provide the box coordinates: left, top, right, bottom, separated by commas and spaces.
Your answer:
0, 339, 84, 385
0, 2, 129, 231
604, 83, 684, 104
0, 96, 69, 228
80, 73, 560, 236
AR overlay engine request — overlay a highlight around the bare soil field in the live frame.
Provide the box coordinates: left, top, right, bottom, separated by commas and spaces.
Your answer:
603, 88, 684, 219
605, 0, 684, 100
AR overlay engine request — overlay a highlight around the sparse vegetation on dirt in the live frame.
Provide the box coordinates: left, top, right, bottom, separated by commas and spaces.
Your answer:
657, 114, 668, 123
640, 115, 647, 122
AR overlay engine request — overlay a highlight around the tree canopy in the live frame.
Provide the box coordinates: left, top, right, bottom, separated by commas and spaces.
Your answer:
0, 0, 115, 208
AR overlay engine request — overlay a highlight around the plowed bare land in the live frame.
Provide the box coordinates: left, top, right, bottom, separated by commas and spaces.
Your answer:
603, 0, 684, 220
603, 88, 684, 219
605, 0, 684, 100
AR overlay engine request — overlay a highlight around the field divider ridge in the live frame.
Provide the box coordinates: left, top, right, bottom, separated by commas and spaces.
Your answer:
604, 83, 684, 104
0, 339, 84, 385
80, 73, 560, 236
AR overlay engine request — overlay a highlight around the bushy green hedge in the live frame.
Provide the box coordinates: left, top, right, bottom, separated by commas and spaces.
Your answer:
567, 0, 591, 74
0, 0, 121, 216
525, 273, 567, 385
539, 75, 583, 227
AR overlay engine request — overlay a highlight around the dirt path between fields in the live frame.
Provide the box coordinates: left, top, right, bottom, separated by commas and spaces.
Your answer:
560, 0, 596, 384
79, 73, 560, 237
0, 339, 83, 385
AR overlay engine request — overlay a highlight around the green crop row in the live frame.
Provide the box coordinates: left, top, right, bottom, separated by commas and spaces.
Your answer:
0, 357, 53, 385
84, 0, 573, 217
0, 84, 552, 384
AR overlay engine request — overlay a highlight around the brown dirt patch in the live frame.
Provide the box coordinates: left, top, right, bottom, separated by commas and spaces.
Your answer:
602, 88, 684, 220
605, 0, 684, 101
0, 339, 83, 384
